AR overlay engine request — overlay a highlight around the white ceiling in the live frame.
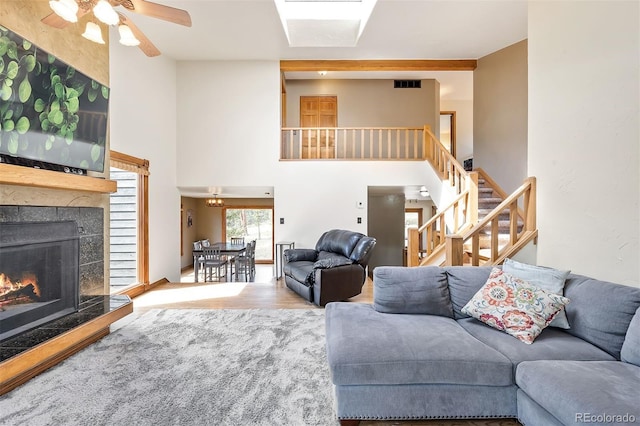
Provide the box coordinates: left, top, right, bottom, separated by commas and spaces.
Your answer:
129, 0, 527, 199
127, 0, 527, 62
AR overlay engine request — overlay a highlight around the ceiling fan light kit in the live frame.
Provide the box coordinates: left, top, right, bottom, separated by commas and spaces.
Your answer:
49, 0, 79, 23
118, 24, 140, 46
44, 0, 192, 56
93, 0, 120, 26
81, 21, 105, 44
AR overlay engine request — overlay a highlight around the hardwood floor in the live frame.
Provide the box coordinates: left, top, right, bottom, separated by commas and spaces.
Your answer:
122, 265, 520, 426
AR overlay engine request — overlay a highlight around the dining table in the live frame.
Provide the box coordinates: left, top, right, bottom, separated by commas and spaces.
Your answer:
192, 242, 247, 282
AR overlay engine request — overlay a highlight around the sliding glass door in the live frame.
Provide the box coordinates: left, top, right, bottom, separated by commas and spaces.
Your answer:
224, 208, 274, 263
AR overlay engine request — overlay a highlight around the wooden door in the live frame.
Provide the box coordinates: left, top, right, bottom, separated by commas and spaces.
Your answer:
300, 96, 337, 158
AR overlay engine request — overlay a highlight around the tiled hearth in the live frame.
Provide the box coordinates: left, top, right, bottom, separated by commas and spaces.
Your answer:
0, 295, 130, 362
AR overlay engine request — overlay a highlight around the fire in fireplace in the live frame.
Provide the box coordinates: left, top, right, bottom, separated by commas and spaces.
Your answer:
0, 221, 80, 342
1, 271, 41, 307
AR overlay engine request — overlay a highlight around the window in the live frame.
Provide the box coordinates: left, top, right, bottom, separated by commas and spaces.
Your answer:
224, 208, 274, 263
109, 151, 149, 295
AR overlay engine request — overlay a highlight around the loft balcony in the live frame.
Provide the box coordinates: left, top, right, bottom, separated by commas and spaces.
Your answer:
280, 126, 427, 161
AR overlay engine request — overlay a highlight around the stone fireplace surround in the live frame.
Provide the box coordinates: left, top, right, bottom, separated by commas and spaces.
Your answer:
0, 205, 105, 295
0, 206, 104, 358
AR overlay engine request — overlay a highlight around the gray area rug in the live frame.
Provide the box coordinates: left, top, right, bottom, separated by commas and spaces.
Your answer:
0, 309, 337, 426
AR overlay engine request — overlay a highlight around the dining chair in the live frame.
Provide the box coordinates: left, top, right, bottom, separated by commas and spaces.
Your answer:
233, 239, 255, 282
193, 241, 205, 280
230, 237, 245, 245
203, 247, 228, 281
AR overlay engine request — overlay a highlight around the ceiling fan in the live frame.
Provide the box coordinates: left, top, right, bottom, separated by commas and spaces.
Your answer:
42, 0, 192, 57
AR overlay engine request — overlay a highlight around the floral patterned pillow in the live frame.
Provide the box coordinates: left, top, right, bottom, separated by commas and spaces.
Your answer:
461, 268, 571, 344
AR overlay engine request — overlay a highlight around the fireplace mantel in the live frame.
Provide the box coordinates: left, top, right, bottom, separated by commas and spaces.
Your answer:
0, 163, 116, 194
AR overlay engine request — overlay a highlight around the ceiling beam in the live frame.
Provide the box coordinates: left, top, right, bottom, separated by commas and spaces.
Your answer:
280, 59, 477, 72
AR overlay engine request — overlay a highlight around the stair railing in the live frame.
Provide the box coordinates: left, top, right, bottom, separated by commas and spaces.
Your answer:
407, 185, 477, 267
406, 126, 478, 266
424, 125, 468, 195
475, 167, 525, 222
445, 177, 537, 266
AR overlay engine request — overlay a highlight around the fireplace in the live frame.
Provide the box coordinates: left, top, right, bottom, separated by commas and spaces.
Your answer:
0, 221, 79, 342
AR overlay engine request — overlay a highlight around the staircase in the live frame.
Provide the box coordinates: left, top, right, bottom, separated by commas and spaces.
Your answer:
407, 127, 537, 267
463, 169, 525, 264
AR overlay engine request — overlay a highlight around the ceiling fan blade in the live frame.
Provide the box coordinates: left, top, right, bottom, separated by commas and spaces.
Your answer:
126, 0, 192, 27
118, 13, 161, 57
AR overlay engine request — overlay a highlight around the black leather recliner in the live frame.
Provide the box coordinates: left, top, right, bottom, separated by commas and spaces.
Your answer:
282, 229, 376, 306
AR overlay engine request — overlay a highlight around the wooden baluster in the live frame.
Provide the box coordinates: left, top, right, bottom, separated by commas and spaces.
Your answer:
404, 129, 408, 159
491, 219, 499, 261
453, 202, 459, 232
510, 202, 518, 244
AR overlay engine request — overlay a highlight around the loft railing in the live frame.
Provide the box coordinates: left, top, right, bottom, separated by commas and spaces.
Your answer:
280, 127, 426, 160
445, 177, 537, 266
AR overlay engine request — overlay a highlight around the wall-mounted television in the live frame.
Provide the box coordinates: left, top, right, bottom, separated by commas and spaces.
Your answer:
0, 26, 109, 174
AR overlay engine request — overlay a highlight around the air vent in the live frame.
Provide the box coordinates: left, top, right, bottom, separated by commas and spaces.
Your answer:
393, 80, 421, 89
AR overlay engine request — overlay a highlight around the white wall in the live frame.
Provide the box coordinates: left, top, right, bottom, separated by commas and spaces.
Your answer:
529, 1, 639, 286
176, 61, 281, 187
109, 44, 181, 283
274, 161, 442, 249
441, 100, 473, 163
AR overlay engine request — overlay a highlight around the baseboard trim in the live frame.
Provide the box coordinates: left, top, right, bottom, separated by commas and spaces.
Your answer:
118, 277, 168, 299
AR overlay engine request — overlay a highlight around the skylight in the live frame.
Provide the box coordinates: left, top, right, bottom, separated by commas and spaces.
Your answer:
274, 0, 378, 47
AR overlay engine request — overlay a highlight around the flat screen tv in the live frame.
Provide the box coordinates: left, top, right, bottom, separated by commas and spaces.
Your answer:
0, 26, 109, 173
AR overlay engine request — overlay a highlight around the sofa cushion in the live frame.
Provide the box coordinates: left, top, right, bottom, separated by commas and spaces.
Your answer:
502, 258, 571, 329
461, 268, 570, 344
445, 266, 494, 319
373, 266, 453, 317
325, 302, 513, 387
563, 273, 640, 359
621, 307, 640, 366
315, 229, 363, 259
516, 360, 640, 425
316, 250, 351, 265
458, 318, 615, 368
282, 260, 314, 284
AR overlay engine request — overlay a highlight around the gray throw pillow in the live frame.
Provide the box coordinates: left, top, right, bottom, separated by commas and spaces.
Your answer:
503, 258, 571, 329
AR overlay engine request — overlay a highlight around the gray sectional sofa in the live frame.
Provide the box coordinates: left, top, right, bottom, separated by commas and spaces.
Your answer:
325, 265, 640, 425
